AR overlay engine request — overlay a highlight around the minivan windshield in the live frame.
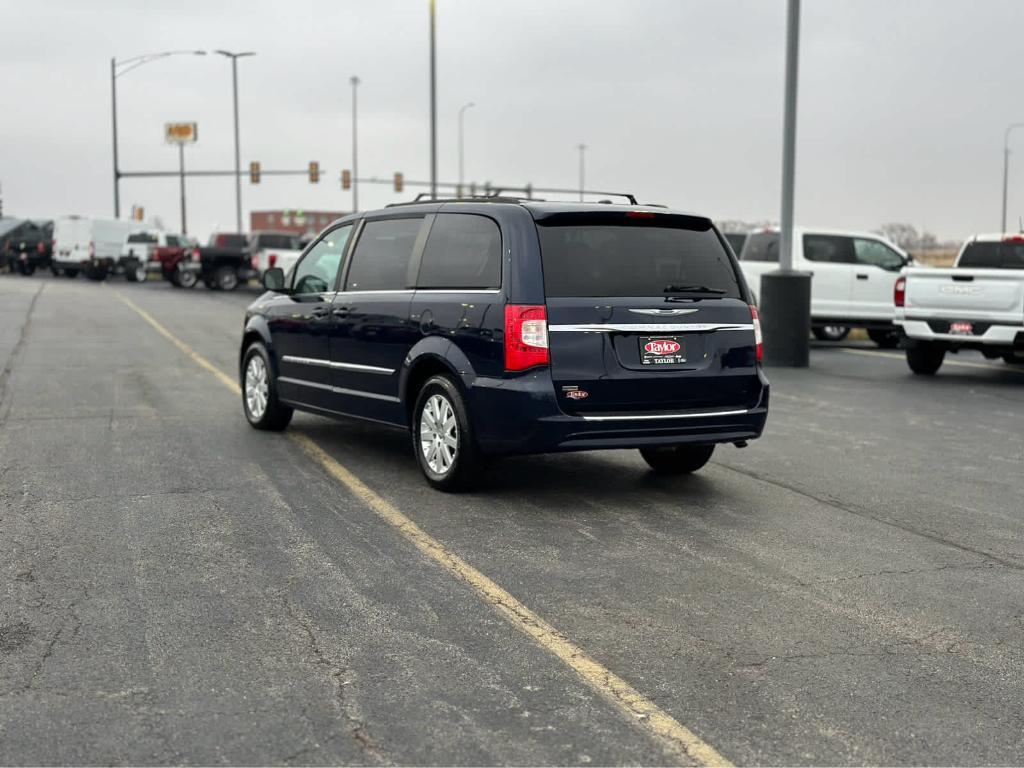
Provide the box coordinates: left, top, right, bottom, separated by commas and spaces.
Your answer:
536, 213, 743, 298
958, 241, 1024, 269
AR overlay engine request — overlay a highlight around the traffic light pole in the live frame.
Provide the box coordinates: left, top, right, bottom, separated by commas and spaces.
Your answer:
110, 58, 120, 219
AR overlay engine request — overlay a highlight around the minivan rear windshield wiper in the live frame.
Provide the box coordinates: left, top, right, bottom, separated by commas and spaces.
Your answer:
663, 284, 726, 294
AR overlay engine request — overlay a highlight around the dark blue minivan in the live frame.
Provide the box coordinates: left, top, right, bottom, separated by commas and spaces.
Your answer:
239, 198, 769, 491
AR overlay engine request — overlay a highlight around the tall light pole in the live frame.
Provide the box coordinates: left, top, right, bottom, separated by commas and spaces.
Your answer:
351, 76, 360, 212
1001, 123, 1024, 233
110, 50, 206, 218
429, 0, 438, 199
215, 51, 256, 233
760, 0, 811, 367
458, 101, 475, 196
577, 143, 587, 201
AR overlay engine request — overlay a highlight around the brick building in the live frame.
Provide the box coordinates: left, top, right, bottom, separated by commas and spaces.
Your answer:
250, 210, 348, 238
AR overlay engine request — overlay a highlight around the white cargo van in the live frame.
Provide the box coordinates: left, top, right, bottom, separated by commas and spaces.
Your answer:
51, 216, 136, 280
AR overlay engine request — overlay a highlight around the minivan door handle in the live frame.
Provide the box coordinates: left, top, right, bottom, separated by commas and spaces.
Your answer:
311, 306, 330, 318
856, 273, 869, 280
332, 306, 351, 318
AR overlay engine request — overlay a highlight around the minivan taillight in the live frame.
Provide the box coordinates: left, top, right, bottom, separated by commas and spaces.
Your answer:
504, 304, 549, 371
750, 305, 763, 363
894, 276, 906, 307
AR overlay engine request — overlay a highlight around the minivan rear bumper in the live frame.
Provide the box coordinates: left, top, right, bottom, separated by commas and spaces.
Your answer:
469, 369, 769, 455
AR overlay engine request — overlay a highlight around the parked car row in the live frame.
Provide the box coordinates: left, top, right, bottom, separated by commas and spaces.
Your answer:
5, 214, 302, 290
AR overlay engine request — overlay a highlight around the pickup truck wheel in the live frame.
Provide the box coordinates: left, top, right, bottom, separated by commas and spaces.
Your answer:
85, 267, 108, 281
174, 268, 198, 289
64, 269, 79, 278
215, 266, 240, 291
868, 328, 901, 349
50, 265, 63, 276
813, 325, 850, 342
19, 262, 36, 276
413, 375, 482, 492
242, 343, 292, 431
640, 444, 715, 474
906, 344, 945, 375
125, 260, 146, 283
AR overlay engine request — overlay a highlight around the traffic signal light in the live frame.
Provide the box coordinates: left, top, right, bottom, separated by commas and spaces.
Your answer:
309, 161, 320, 184
394, 172, 404, 193
341, 169, 352, 190
249, 161, 261, 184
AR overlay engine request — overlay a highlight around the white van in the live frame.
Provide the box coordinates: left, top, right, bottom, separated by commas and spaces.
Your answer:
738, 227, 913, 347
51, 216, 136, 280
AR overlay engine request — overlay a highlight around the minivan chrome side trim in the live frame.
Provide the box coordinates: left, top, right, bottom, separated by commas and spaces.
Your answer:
579, 408, 751, 422
278, 376, 401, 403
548, 323, 755, 333
281, 355, 394, 375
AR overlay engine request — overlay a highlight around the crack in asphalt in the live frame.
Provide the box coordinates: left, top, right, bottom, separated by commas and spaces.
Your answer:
281, 597, 385, 764
713, 461, 1024, 572
0, 282, 44, 426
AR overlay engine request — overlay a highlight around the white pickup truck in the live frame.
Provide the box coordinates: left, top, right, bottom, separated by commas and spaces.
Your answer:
894, 233, 1024, 374
249, 232, 303, 277
739, 227, 912, 347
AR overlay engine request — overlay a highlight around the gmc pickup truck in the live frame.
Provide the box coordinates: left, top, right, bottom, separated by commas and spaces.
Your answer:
894, 233, 1024, 374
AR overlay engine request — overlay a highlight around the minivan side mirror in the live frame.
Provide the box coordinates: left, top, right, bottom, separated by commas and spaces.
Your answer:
262, 267, 287, 292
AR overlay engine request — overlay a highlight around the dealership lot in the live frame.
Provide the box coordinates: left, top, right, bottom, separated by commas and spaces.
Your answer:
1, 274, 1022, 765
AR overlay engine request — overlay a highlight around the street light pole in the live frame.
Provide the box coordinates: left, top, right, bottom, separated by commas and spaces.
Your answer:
351, 76, 360, 212
429, 0, 438, 200
216, 51, 255, 233
1001, 123, 1024, 233
458, 102, 474, 196
178, 143, 187, 234
578, 143, 586, 201
760, 0, 811, 367
110, 50, 205, 219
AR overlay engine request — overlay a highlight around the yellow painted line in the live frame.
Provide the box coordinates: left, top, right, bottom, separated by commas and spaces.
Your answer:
117, 292, 242, 394
113, 290, 731, 767
840, 346, 1022, 373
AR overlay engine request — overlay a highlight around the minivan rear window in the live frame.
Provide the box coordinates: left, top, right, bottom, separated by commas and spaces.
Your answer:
536, 214, 743, 299
958, 241, 1024, 269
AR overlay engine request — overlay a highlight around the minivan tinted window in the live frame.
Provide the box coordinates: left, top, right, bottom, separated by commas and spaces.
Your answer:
537, 213, 743, 299
417, 214, 501, 289
958, 241, 1024, 269
742, 232, 779, 262
345, 217, 423, 291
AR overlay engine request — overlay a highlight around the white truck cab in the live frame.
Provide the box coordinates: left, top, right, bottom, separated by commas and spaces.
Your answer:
894, 233, 1024, 374
738, 227, 912, 346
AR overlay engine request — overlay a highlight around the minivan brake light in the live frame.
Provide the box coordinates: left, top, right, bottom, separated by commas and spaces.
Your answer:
750, 305, 763, 362
504, 304, 549, 371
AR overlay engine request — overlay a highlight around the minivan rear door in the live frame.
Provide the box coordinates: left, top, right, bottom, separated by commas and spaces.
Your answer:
535, 211, 762, 415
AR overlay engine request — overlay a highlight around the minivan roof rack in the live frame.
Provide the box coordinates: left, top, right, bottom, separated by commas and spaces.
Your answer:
387, 190, 640, 207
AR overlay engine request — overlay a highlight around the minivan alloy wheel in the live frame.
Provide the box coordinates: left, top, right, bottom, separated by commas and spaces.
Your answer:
245, 355, 269, 419
419, 394, 458, 474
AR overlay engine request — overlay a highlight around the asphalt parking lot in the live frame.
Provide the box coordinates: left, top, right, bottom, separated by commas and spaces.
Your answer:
1, 273, 1022, 766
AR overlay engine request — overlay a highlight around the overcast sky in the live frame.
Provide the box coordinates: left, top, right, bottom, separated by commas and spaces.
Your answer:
2, 0, 1022, 241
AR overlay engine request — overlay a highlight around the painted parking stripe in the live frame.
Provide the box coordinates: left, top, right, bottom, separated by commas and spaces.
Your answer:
114, 290, 732, 767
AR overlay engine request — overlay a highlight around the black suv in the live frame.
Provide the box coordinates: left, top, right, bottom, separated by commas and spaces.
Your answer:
239, 197, 769, 491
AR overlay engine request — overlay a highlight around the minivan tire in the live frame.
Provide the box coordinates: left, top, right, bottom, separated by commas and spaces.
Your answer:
412, 375, 482, 492
242, 343, 293, 431
868, 328, 901, 349
639, 444, 715, 474
906, 344, 945, 375
812, 325, 850, 342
